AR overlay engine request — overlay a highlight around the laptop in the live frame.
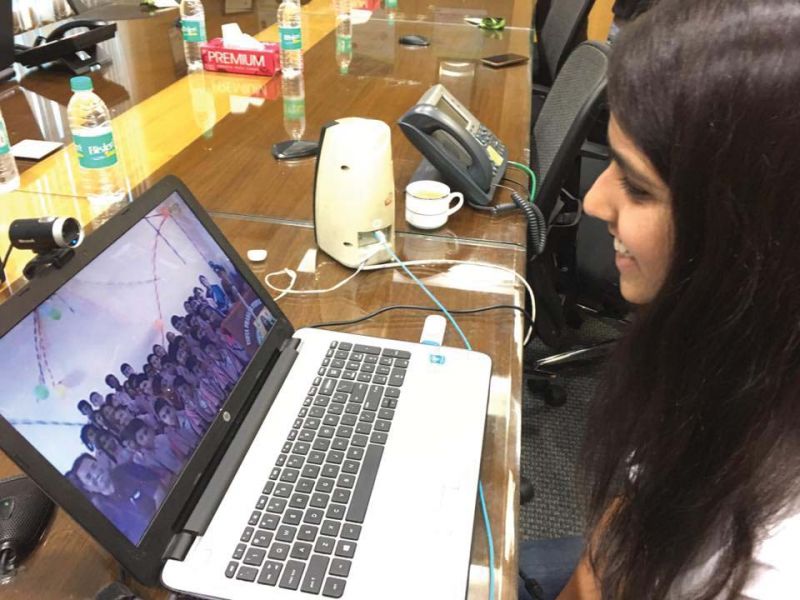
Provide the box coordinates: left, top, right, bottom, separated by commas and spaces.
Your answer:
0, 176, 492, 599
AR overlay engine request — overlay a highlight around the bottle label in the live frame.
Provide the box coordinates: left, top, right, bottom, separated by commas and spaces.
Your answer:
336, 34, 352, 55
74, 130, 119, 169
0, 121, 9, 155
182, 18, 207, 43
283, 97, 305, 121
280, 26, 302, 51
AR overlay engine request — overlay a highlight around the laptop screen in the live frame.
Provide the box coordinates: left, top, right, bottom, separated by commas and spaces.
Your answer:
0, 192, 277, 544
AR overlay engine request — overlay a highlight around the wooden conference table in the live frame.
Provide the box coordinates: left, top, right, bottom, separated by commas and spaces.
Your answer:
0, 0, 536, 598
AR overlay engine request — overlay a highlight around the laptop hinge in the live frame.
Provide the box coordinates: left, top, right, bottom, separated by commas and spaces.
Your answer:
171, 337, 302, 548
163, 531, 194, 562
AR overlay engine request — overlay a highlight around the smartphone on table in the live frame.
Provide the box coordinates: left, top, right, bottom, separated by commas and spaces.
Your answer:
480, 53, 529, 68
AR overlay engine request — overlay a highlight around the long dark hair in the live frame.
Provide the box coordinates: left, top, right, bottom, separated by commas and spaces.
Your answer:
584, 1, 800, 598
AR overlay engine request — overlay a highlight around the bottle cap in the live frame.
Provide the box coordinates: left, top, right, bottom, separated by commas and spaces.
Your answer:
70, 76, 93, 92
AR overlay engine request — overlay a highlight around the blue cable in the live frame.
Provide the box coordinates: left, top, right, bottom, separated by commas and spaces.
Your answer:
375, 232, 496, 600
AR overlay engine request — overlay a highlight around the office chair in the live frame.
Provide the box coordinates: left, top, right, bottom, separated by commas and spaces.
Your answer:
530, 0, 596, 133
520, 40, 615, 407
530, 213, 629, 405
537, 0, 594, 86
515, 40, 611, 513
530, 42, 628, 405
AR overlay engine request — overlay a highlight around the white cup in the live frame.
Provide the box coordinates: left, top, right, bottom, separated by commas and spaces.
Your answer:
405, 180, 465, 230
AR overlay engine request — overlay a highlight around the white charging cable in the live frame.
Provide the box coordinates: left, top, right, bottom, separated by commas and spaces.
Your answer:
264, 246, 384, 301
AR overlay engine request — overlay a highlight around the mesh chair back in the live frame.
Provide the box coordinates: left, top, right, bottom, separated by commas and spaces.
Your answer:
531, 41, 609, 221
539, 0, 595, 83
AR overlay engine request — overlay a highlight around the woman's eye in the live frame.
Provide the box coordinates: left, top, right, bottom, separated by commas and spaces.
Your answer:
619, 176, 649, 199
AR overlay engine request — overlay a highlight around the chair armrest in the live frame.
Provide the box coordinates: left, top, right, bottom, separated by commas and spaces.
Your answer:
580, 140, 610, 161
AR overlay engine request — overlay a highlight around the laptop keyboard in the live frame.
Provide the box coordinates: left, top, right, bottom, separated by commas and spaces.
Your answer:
225, 340, 410, 597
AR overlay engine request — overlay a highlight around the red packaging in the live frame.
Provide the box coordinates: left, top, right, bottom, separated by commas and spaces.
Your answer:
201, 38, 280, 77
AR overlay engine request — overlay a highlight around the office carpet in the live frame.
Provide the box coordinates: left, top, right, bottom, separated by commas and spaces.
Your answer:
519, 317, 618, 541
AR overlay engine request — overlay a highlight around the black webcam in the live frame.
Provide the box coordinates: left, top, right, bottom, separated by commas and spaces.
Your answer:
1, 217, 84, 284
9, 217, 83, 253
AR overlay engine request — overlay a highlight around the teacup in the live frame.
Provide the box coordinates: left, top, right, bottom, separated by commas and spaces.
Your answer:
405, 180, 465, 230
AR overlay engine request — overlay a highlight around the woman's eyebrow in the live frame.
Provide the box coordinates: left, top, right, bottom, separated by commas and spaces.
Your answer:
609, 144, 655, 187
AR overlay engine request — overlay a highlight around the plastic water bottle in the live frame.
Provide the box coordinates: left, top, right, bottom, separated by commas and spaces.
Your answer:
278, 0, 303, 75
335, 0, 352, 74
282, 73, 306, 140
385, 0, 397, 21
0, 109, 20, 194
180, 0, 207, 71
67, 76, 125, 204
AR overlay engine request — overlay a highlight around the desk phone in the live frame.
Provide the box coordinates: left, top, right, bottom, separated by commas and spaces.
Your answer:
398, 84, 508, 207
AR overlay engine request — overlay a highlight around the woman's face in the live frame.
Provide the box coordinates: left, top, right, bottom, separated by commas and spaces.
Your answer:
584, 116, 673, 305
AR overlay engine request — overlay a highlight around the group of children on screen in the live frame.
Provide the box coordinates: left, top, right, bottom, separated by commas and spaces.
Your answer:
65, 264, 258, 539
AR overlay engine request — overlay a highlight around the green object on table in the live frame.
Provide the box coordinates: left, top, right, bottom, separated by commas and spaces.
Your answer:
479, 17, 506, 31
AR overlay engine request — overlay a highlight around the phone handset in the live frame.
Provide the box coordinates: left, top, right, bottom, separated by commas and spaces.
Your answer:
399, 104, 494, 192
38, 20, 111, 46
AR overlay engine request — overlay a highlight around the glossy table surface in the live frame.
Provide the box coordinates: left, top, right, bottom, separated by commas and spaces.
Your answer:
0, 216, 526, 600
2, 0, 532, 247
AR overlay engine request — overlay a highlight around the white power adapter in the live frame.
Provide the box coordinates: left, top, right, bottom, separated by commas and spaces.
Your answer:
420, 315, 447, 346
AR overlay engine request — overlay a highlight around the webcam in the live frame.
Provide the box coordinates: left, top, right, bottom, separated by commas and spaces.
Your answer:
9, 217, 84, 253
0, 217, 84, 284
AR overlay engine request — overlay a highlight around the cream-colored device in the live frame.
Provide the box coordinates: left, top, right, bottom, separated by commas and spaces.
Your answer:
313, 117, 395, 268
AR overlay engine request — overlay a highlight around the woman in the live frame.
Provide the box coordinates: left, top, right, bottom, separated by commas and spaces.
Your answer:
520, 1, 800, 598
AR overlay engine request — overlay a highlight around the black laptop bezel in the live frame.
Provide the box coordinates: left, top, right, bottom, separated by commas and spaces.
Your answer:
0, 175, 295, 585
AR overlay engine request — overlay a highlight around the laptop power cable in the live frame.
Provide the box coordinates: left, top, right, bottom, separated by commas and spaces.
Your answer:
373, 230, 496, 600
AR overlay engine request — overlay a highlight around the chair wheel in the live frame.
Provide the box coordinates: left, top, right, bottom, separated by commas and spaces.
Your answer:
543, 384, 567, 407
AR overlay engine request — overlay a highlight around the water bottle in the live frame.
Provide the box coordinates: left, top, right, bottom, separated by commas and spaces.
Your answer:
334, 0, 352, 74
67, 76, 125, 204
278, 0, 303, 75
180, 0, 207, 71
385, 0, 397, 21
0, 109, 20, 194
282, 73, 306, 140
